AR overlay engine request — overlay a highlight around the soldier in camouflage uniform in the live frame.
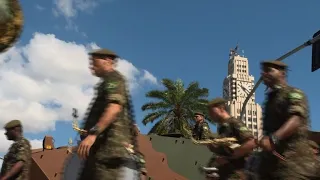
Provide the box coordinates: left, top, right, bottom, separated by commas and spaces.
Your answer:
256, 60, 320, 179
309, 140, 319, 155
206, 98, 256, 180
0, 120, 32, 180
77, 49, 140, 180
192, 112, 211, 140
132, 124, 147, 180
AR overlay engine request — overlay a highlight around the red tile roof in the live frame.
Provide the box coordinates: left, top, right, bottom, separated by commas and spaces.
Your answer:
30, 134, 187, 180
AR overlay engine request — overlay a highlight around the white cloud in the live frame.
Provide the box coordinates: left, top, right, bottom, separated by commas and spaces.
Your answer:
0, 130, 43, 153
0, 32, 157, 134
141, 70, 158, 85
35, 4, 45, 11
52, 0, 109, 34
0, 131, 12, 153
53, 0, 97, 18
53, 0, 115, 19
29, 139, 43, 149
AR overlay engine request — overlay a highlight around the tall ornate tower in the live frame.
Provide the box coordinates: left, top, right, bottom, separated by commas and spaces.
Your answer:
222, 46, 263, 138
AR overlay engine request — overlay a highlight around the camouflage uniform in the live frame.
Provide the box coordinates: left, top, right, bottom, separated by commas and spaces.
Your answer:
309, 140, 319, 150
207, 98, 253, 180
256, 61, 320, 180
192, 112, 211, 140
134, 152, 147, 176
0, 120, 32, 180
79, 49, 137, 180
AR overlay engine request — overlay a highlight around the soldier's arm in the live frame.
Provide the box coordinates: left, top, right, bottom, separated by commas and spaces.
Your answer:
94, 75, 126, 134
228, 121, 256, 159
201, 122, 211, 139
191, 126, 196, 138
1, 143, 29, 179
273, 89, 307, 140
136, 153, 147, 179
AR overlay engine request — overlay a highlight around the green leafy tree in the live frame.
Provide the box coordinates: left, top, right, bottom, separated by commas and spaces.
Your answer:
141, 78, 210, 137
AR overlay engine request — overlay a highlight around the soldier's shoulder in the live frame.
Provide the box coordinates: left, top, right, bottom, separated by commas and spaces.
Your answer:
285, 86, 306, 100
102, 70, 125, 81
112, 70, 126, 81
230, 117, 249, 129
202, 121, 209, 125
17, 138, 31, 147
229, 117, 242, 125
202, 121, 209, 128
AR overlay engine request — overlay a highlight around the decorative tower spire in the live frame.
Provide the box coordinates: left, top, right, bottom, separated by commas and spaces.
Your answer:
229, 43, 239, 59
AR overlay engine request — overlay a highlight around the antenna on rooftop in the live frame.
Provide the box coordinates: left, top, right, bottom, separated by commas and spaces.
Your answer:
71, 108, 87, 135
229, 43, 239, 59
67, 137, 73, 153
72, 108, 79, 130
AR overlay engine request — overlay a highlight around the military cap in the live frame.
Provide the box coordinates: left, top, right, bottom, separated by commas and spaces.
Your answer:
88, 48, 119, 58
194, 112, 204, 116
208, 98, 227, 107
4, 120, 22, 129
261, 60, 288, 70
309, 140, 319, 149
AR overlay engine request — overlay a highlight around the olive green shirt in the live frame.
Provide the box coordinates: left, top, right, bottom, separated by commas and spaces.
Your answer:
258, 85, 319, 179
0, 137, 32, 180
82, 70, 133, 160
192, 121, 211, 140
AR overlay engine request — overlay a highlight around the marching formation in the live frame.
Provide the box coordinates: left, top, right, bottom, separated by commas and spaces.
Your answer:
193, 61, 320, 180
1, 47, 320, 180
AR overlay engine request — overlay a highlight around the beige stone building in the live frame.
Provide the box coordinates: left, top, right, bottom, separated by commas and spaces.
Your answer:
222, 47, 263, 138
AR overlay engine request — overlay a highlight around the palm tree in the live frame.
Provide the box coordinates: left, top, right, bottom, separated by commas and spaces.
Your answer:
141, 78, 210, 137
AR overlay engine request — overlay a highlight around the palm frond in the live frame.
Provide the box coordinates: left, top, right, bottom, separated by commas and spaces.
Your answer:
148, 118, 172, 135
145, 90, 168, 101
141, 102, 171, 111
142, 111, 167, 125
161, 78, 176, 90
141, 78, 212, 137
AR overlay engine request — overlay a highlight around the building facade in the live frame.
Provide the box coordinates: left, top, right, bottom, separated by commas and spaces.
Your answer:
222, 47, 263, 138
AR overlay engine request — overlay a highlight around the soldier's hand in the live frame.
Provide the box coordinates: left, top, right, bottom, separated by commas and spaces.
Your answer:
215, 156, 229, 165
77, 135, 97, 159
259, 136, 274, 151
207, 144, 218, 152
0, 176, 8, 180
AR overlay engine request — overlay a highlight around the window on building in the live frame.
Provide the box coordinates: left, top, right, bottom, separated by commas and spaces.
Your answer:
253, 118, 257, 122
249, 125, 252, 129
248, 111, 251, 115
248, 118, 252, 122
254, 132, 258, 136
254, 125, 257, 129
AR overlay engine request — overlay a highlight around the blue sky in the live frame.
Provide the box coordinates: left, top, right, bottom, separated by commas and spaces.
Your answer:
1, 0, 320, 152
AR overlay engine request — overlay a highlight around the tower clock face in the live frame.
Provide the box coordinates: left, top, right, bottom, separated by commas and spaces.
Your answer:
236, 81, 252, 97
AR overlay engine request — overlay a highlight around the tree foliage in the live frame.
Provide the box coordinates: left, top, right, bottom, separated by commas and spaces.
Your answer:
141, 78, 210, 137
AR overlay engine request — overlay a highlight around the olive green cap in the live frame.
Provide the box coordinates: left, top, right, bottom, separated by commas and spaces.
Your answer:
4, 120, 22, 129
88, 48, 119, 58
261, 60, 288, 70
309, 140, 319, 149
194, 112, 204, 116
208, 97, 227, 107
